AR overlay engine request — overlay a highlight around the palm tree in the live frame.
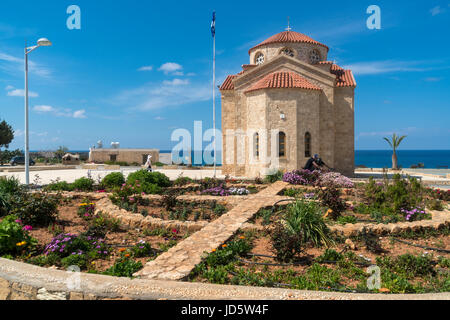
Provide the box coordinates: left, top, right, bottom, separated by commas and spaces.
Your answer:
383, 134, 407, 170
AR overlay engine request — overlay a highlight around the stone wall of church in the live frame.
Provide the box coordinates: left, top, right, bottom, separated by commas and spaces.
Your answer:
249, 43, 328, 66
333, 87, 355, 177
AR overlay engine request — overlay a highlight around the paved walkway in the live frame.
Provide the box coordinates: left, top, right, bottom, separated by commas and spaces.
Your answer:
135, 182, 289, 280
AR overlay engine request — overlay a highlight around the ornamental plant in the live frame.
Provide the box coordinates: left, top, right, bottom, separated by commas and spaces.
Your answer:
9, 191, 60, 227
77, 202, 96, 220
283, 170, 321, 186
318, 187, 347, 220
401, 207, 429, 222
0, 215, 37, 256
101, 172, 125, 190
43, 233, 109, 262
318, 172, 354, 188
110, 183, 144, 212
72, 177, 95, 192
127, 170, 170, 194
202, 184, 232, 197
271, 222, 304, 263
284, 199, 334, 247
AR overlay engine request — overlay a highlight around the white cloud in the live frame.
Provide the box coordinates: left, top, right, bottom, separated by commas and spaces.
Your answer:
343, 60, 438, 75
73, 110, 87, 119
32, 105, 87, 119
154, 116, 165, 121
424, 77, 442, 82
158, 62, 183, 75
5, 85, 14, 90
162, 78, 190, 86
430, 6, 445, 16
138, 66, 153, 72
7, 89, 39, 97
34, 105, 55, 113
113, 79, 212, 111
0, 51, 51, 78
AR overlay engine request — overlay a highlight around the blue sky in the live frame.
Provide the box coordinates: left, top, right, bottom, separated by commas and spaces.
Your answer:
0, 0, 449, 151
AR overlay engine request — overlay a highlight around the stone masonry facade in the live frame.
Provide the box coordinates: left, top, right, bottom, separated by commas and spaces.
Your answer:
220, 30, 356, 178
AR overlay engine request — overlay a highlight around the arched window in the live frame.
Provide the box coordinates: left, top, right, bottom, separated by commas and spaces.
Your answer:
279, 132, 286, 158
255, 53, 265, 65
280, 47, 295, 57
254, 133, 260, 158
305, 132, 312, 158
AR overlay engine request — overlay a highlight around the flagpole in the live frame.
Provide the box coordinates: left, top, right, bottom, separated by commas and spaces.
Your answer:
212, 13, 217, 178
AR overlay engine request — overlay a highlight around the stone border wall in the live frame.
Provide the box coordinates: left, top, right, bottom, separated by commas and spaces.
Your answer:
93, 194, 249, 234
1, 258, 449, 300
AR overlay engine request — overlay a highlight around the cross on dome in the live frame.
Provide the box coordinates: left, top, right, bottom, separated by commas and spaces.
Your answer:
286, 17, 292, 32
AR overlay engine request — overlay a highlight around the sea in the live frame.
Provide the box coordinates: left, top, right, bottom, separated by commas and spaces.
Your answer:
31, 150, 450, 169
166, 150, 450, 169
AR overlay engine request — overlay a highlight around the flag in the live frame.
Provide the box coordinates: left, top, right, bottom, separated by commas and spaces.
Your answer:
211, 11, 216, 37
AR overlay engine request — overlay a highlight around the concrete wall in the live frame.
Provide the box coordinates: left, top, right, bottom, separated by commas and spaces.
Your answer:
89, 149, 160, 165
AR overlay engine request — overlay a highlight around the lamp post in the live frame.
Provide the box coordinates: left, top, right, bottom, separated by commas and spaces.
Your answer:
24, 38, 52, 186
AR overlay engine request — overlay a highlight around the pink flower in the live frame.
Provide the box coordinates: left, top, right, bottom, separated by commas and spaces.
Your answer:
22, 225, 33, 231
15, 219, 23, 224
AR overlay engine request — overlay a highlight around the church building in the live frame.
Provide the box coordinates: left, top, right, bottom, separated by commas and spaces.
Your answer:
220, 29, 356, 178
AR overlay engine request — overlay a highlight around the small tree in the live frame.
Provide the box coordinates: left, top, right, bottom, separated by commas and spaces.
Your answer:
55, 146, 69, 160
0, 120, 14, 165
383, 134, 407, 170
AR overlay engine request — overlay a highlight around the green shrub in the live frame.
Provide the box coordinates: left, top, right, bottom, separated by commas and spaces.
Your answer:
213, 204, 227, 217
61, 254, 88, 269
10, 192, 60, 227
285, 200, 334, 247
337, 215, 357, 225
0, 215, 36, 256
318, 187, 346, 220
130, 240, 156, 258
174, 176, 194, 186
0, 177, 23, 216
0, 176, 21, 194
426, 199, 444, 211
270, 222, 304, 263
44, 181, 74, 192
101, 172, 125, 190
103, 257, 143, 278
265, 170, 284, 183
72, 177, 94, 192
377, 254, 436, 279
127, 170, 170, 188
316, 249, 344, 263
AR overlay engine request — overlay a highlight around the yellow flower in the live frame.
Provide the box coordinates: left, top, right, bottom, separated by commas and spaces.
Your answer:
16, 241, 27, 247
222, 244, 228, 248
212, 249, 217, 252
239, 236, 245, 240
79, 203, 88, 207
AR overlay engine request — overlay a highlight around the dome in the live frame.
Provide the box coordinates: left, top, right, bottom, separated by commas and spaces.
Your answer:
249, 31, 329, 54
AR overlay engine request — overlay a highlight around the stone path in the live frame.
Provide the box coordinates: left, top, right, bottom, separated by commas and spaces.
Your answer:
135, 181, 290, 281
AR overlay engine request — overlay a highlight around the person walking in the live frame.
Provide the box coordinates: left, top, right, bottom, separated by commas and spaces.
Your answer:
145, 155, 153, 173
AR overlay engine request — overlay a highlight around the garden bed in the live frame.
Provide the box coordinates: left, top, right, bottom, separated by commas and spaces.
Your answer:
114, 196, 233, 223
190, 227, 450, 294
0, 195, 185, 278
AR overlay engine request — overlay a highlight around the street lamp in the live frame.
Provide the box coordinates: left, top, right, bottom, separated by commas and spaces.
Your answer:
24, 38, 52, 186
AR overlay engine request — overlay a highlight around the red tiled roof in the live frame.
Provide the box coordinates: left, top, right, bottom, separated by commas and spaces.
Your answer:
220, 75, 237, 91
220, 61, 356, 91
319, 62, 356, 88
245, 71, 321, 93
250, 31, 329, 54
